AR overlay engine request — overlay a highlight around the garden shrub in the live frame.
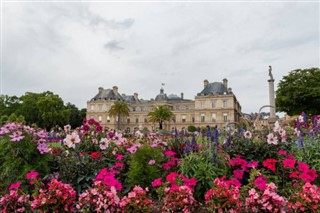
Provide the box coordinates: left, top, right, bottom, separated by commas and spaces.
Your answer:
187, 125, 197, 133
0, 136, 51, 193
179, 152, 228, 201
126, 145, 165, 188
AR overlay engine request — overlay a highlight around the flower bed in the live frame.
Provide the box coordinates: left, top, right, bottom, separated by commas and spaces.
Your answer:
0, 113, 320, 212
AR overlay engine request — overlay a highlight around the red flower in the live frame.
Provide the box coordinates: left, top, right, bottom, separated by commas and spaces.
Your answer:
91, 151, 102, 159
298, 162, 309, 172
166, 172, 179, 184
262, 158, 277, 173
289, 171, 299, 178
283, 158, 296, 169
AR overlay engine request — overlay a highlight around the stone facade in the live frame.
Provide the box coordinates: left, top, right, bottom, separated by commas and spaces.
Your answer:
86, 79, 242, 132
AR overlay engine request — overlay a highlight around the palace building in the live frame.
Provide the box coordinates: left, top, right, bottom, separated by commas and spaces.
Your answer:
86, 79, 242, 132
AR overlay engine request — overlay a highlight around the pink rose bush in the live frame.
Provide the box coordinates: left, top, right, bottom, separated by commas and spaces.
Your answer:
77, 181, 121, 212
31, 178, 76, 212
0, 185, 30, 213
205, 176, 243, 212
287, 182, 320, 212
245, 183, 286, 213
153, 172, 198, 213
120, 186, 153, 212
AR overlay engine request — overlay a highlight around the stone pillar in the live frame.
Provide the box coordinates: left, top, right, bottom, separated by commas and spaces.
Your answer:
268, 79, 276, 118
268, 66, 276, 119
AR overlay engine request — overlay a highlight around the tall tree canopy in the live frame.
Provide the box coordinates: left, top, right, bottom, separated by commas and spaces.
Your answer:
276, 67, 320, 115
0, 91, 86, 129
147, 105, 174, 130
108, 101, 130, 130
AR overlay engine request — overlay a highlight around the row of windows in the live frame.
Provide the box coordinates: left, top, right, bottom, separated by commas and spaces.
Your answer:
199, 100, 228, 109
91, 105, 194, 112
94, 113, 228, 124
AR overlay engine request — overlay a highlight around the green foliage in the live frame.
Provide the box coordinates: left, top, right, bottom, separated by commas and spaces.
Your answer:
65, 103, 86, 129
126, 145, 165, 188
147, 105, 174, 130
0, 92, 85, 130
276, 67, 320, 115
187, 125, 197, 132
224, 134, 288, 163
108, 101, 130, 130
0, 136, 52, 193
290, 136, 320, 185
50, 150, 103, 194
179, 152, 228, 201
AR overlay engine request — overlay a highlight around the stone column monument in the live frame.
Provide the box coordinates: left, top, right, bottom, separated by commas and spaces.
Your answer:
268, 66, 276, 119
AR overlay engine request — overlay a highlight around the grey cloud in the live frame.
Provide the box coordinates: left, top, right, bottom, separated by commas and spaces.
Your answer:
104, 40, 124, 51
89, 16, 135, 30
239, 33, 319, 54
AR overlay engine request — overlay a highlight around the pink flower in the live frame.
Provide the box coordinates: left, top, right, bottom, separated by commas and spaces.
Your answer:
233, 169, 244, 180
9, 131, 24, 142
116, 154, 124, 161
267, 133, 278, 145
254, 176, 267, 191
64, 124, 71, 132
164, 150, 176, 157
148, 160, 156, 165
26, 171, 39, 180
247, 161, 259, 168
297, 162, 309, 172
278, 150, 287, 155
114, 163, 124, 168
9, 182, 22, 190
152, 178, 163, 187
283, 158, 296, 169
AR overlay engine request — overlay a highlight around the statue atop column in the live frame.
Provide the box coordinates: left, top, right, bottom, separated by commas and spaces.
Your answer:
268, 65, 274, 80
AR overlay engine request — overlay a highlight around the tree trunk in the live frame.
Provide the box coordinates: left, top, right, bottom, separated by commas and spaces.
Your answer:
159, 121, 163, 130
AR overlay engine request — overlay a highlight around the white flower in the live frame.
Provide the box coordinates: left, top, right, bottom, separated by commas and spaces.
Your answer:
243, 130, 252, 139
64, 132, 80, 149
99, 138, 109, 150
267, 133, 278, 145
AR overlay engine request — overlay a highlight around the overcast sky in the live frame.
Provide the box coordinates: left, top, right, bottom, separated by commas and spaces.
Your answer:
1, 1, 319, 114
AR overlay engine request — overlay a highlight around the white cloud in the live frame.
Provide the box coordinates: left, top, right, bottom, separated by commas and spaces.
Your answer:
2, 1, 319, 113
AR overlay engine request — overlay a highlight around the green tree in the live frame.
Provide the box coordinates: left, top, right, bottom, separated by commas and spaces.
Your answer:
147, 105, 174, 130
108, 101, 130, 130
18, 91, 67, 129
65, 103, 86, 128
276, 68, 320, 115
0, 95, 21, 116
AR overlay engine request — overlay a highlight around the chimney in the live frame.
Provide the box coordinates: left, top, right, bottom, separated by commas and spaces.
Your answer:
112, 86, 118, 93
98, 87, 104, 92
181, 92, 184, 99
223, 78, 228, 89
204, 80, 209, 88
134, 93, 138, 100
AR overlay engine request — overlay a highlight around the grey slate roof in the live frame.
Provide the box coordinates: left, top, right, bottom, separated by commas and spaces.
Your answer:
155, 88, 168, 101
197, 82, 228, 96
91, 88, 123, 101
